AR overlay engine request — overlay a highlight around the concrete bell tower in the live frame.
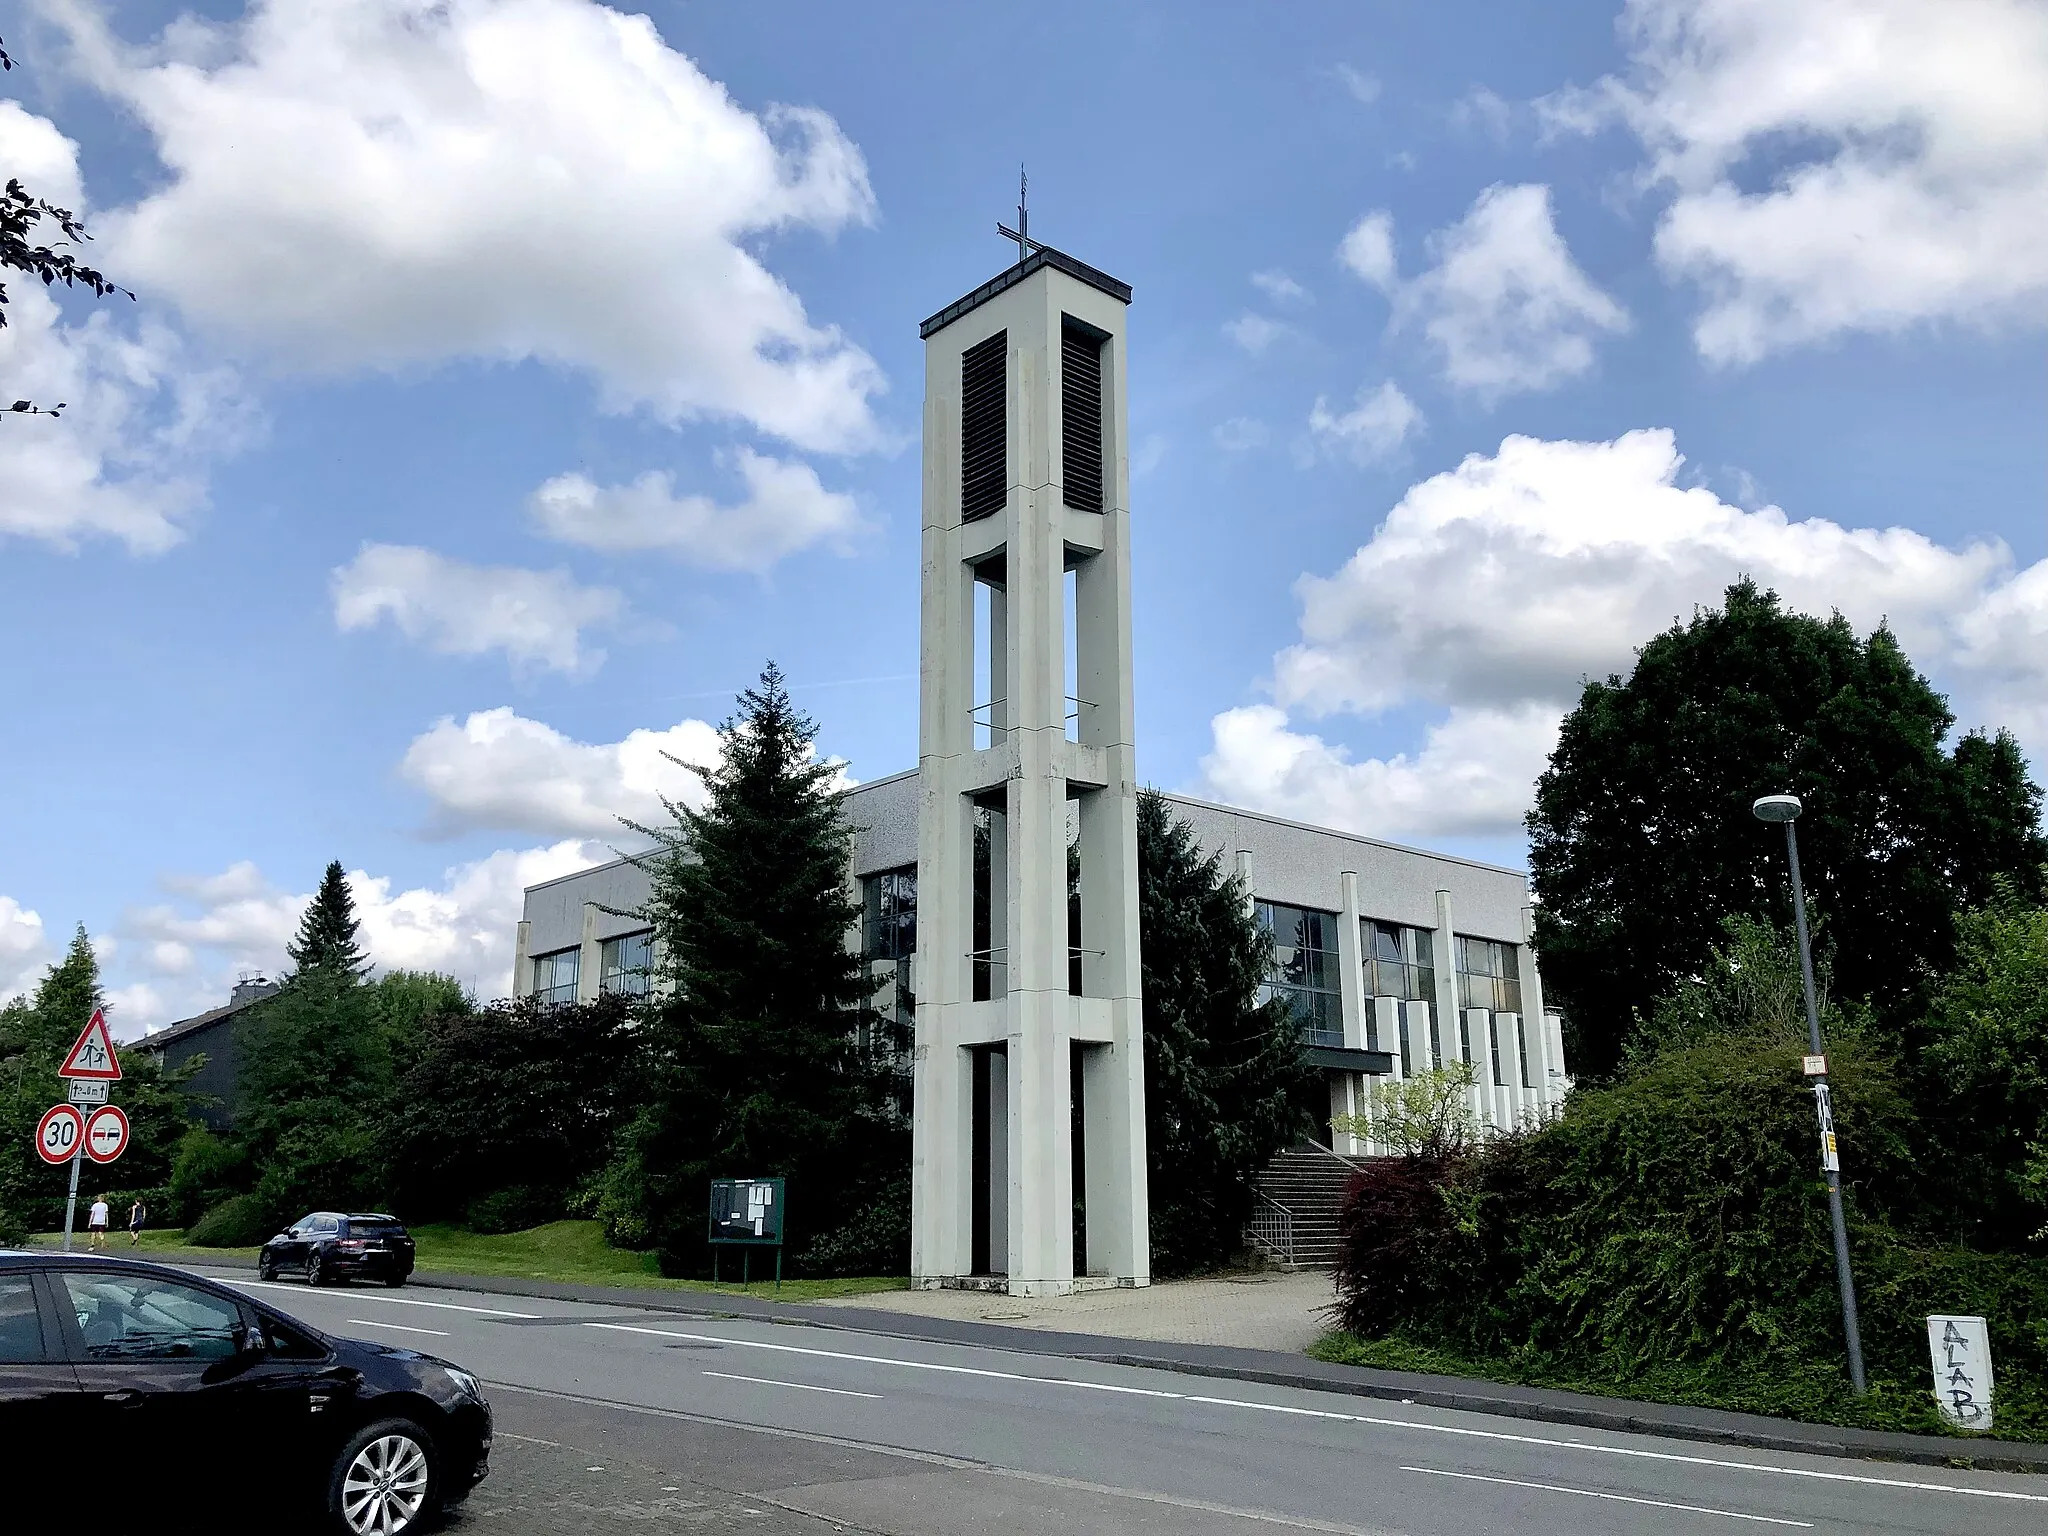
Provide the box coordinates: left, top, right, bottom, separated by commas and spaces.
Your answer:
910, 234, 1149, 1296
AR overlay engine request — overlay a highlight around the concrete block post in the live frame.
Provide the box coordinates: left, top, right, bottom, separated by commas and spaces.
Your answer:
1432, 890, 1459, 1075
575, 903, 601, 1004
512, 920, 532, 999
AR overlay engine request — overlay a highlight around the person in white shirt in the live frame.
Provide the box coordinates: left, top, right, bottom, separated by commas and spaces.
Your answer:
87, 1195, 110, 1251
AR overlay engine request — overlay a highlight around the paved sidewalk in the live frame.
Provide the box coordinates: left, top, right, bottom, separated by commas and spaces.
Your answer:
808, 1269, 1334, 1353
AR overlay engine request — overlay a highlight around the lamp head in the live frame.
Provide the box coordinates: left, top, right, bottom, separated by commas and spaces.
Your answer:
1752, 794, 1803, 824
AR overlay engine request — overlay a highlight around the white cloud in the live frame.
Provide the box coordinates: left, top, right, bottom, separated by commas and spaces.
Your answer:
0, 104, 252, 554
1, 896, 52, 1004
1201, 428, 2048, 840
56, 0, 885, 452
112, 839, 612, 1033
1337, 211, 1399, 292
1202, 703, 1561, 844
399, 707, 717, 837
331, 544, 624, 674
1333, 64, 1381, 105
1213, 417, 1270, 453
1348, 185, 1627, 399
1251, 270, 1310, 305
1552, 0, 2048, 363
529, 448, 862, 572
1452, 85, 1513, 139
1306, 381, 1420, 465
1223, 313, 1288, 353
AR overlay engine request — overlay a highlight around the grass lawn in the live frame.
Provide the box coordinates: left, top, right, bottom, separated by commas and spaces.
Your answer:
28, 1220, 906, 1303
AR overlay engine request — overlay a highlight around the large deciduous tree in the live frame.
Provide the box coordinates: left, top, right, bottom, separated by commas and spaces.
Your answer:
1137, 789, 1316, 1274
609, 663, 898, 1275
1527, 580, 2045, 1081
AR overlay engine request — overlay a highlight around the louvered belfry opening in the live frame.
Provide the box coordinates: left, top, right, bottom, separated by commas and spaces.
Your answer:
1060, 317, 1105, 513
961, 330, 1008, 522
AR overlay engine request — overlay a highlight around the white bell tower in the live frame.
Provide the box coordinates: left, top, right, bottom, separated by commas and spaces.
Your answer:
910, 232, 1149, 1296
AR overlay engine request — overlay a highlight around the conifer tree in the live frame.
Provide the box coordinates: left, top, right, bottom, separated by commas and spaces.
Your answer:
618, 663, 892, 1273
287, 861, 369, 978
1136, 790, 1315, 1274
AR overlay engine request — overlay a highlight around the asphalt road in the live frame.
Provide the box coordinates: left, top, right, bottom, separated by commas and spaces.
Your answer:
186, 1266, 2047, 1536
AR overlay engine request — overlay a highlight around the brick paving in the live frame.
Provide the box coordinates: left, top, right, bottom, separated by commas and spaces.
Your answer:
809, 1269, 1336, 1354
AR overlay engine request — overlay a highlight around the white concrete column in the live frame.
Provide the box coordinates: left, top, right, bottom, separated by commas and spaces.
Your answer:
1465, 1008, 1496, 1130
1235, 849, 1255, 915
1432, 889, 1459, 1074
1372, 997, 1404, 1079
1337, 872, 1367, 1052
1402, 1000, 1432, 1083
575, 903, 601, 1004
512, 920, 532, 998
1519, 925, 1560, 1113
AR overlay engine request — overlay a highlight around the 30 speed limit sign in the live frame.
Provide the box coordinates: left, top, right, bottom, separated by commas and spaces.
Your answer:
84, 1105, 130, 1165
35, 1103, 84, 1165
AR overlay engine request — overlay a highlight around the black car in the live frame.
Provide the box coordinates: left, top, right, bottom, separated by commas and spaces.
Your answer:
261, 1211, 417, 1287
0, 1250, 488, 1532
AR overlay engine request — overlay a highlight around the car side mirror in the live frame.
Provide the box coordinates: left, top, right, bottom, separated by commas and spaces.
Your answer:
233, 1322, 264, 1357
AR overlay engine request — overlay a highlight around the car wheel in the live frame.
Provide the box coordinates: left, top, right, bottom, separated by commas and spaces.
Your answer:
326, 1417, 440, 1536
258, 1255, 277, 1282
305, 1251, 324, 1287
384, 1272, 407, 1289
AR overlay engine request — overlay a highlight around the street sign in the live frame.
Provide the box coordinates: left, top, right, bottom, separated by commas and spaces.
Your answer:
84, 1105, 130, 1165
58, 1008, 122, 1081
1801, 1054, 1827, 1076
36, 1104, 84, 1165
67, 1079, 109, 1105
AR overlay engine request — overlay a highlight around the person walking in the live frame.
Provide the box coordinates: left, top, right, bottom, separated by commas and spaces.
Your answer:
128, 1198, 148, 1247
87, 1195, 110, 1252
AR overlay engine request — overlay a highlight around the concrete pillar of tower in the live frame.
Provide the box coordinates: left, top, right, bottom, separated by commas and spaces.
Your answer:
575, 903, 601, 1004
512, 921, 532, 998
1520, 921, 1559, 1113
913, 245, 1145, 1295
1431, 889, 1459, 1075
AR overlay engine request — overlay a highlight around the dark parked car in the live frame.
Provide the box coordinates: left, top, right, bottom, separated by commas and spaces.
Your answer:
0, 1250, 488, 1532
261, 1211, 417, 1287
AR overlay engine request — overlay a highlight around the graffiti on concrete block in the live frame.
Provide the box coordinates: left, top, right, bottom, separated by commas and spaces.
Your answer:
1925, 1314, 1994, 1431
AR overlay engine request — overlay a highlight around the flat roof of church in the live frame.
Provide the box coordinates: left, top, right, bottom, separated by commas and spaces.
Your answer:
920, 244, 1132, 339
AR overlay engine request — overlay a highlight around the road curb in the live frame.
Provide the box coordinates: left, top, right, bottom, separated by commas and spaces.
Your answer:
390, 1269, 2048, 1474
185, 1258, 2048, 1475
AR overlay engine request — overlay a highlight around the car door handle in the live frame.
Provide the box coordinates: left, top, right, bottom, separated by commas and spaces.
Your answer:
102, 1389, 144, 1406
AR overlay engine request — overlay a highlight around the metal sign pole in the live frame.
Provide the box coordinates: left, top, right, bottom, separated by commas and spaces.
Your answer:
62, 1135, 84, 1253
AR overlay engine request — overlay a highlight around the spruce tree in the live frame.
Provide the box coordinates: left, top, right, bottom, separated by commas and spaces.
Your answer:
1137, 790, 1316, 1274
621, 663, 891, 1274
287, 861, 369, 978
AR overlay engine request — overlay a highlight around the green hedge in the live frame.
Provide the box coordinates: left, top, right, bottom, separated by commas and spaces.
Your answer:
1331, 1036, 2048, 1440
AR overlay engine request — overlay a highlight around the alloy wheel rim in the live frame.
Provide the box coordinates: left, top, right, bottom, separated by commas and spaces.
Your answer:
341, 1434, 429, 1535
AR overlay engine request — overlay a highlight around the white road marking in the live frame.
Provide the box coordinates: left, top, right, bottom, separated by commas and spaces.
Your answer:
345, 1318, 450, 1337
580, 1320, 2048, 1505
1401, 1466, 1813, 1527
586, 1322, 1181, 1399
703, 1371, 883, 1400
225, 1278, 539, 1319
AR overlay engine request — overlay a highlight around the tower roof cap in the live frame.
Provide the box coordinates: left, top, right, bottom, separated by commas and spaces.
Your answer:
920, 244, 1132, 339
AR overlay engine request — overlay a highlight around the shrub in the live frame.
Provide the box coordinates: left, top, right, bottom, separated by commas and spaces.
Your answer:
467, 1185, 565, 1235
188, 1193, 277, 1248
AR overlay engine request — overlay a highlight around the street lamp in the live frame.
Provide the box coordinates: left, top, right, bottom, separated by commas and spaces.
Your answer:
1753, 793, 1868, 1394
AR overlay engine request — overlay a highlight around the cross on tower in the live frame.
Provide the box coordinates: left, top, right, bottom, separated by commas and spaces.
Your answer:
996, 165, 1043, 266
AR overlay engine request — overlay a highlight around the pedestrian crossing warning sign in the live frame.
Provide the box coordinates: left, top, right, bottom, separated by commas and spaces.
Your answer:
58, 1009, 122, 1081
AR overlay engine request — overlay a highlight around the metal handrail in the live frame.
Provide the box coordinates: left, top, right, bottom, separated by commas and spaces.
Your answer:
1246, 1188, 1295, 1266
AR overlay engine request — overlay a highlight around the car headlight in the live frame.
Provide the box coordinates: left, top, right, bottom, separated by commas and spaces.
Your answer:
444, 1367, 485, 1402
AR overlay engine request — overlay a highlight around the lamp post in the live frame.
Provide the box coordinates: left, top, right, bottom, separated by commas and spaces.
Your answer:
1752, 793, 1867, 1394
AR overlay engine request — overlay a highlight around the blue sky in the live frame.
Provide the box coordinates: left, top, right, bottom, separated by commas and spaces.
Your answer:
3, 0, 2044, 1032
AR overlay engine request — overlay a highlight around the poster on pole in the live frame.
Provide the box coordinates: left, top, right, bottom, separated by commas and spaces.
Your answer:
1927, 1315, 1994, 1431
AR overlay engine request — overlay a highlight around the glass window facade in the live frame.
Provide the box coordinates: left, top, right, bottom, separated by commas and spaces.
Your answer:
1364, 920, 1437, 1072
600, 931, 654, 996
1256, 902, 1343, 1048
1455, 935, 1522, 1015
863, 867, 918, 1034
531, 948, 579, 1006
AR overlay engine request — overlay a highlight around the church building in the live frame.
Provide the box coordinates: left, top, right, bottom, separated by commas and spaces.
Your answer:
510, 237, 1569, 1297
